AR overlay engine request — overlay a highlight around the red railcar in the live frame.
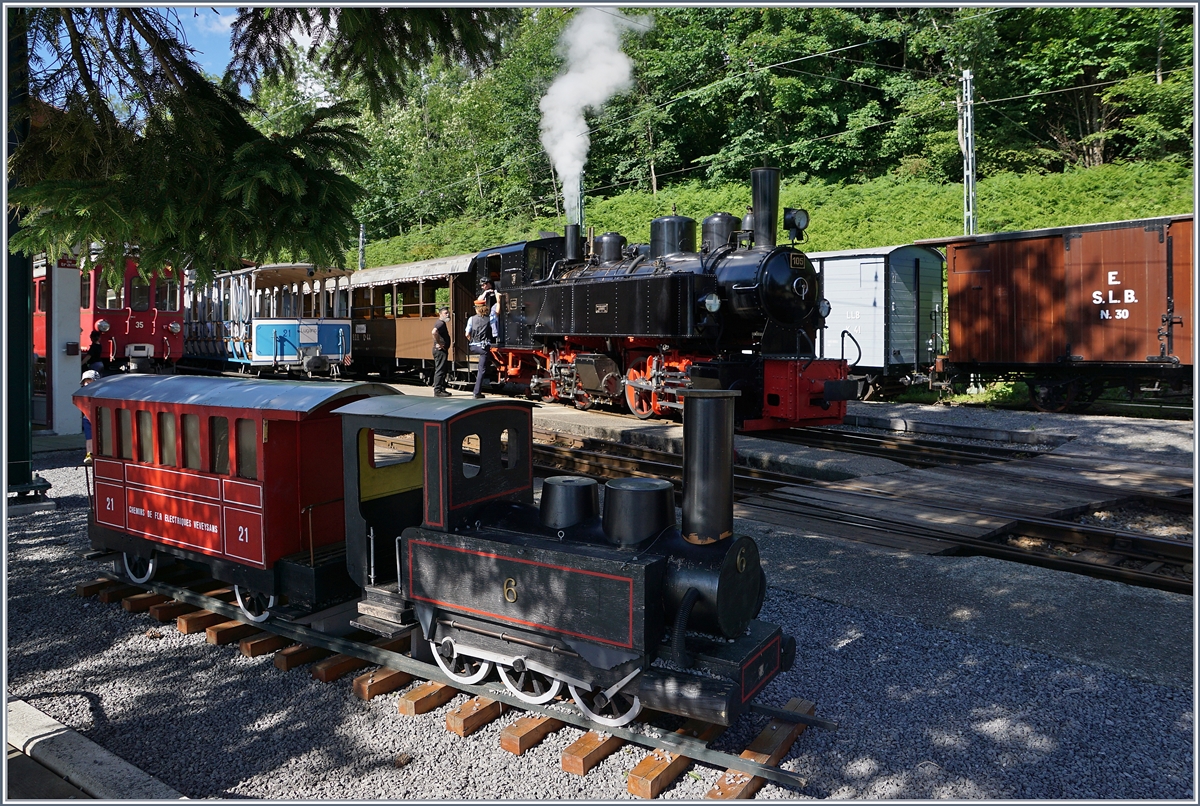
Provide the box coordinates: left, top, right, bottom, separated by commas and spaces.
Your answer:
74, 375, 398, 620
919, 215, 1193, 409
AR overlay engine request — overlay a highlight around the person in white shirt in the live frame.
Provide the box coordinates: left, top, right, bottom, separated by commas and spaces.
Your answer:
465, 299, 494, 398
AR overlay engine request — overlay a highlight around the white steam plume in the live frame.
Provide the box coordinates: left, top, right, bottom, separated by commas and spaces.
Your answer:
539, 7, 651, 225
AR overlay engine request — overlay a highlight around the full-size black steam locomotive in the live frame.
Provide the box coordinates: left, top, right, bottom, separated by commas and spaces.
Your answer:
76, 374, 794, 728
479, 167, 854, 430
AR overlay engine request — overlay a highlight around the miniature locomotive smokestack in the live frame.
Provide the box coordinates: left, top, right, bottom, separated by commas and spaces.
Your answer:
750, 167, 780, 249
681, 389, 739, 545
564, 223, 581, 262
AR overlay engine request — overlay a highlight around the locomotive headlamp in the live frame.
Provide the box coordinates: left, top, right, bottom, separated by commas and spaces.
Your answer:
167, 321, 182, 334
703, 293, 721, 313
818, 299, 832, 318
96, 319, 111, 333
783, 207, 809, 233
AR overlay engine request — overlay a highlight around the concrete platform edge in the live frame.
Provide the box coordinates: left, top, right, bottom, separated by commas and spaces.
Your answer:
7, 699, 184, 800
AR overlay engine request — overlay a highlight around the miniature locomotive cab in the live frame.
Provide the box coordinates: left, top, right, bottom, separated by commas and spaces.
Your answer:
74, 375, 399, 622
337, 389, 795, 728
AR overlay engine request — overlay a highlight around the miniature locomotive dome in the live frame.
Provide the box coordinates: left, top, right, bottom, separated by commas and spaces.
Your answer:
332, 395, 536, 588
602, 478, 675, 546
540, 476, 599, 529
71, 374, 399, 621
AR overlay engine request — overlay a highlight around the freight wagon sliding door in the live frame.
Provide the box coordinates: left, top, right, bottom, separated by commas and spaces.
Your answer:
1066, 221, 1185, 364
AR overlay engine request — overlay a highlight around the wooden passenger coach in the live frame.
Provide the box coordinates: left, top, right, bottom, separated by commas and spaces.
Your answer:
74, 375, 398, 619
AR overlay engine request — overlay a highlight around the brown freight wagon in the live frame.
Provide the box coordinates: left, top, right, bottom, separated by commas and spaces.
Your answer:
918, 215, 1192, 410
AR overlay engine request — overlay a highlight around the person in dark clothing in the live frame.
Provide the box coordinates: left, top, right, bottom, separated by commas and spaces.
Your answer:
465, 298, 496, 398
81, 330, 103, 372
431, 306, 452, 396
479, 277, 497, 311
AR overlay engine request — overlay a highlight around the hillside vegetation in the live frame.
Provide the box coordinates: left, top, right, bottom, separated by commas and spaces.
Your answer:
362, 159, 1193, 267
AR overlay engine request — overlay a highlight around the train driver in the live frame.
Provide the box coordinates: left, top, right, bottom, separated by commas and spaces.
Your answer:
479, 277, 497, 311
466, 298, 497, 399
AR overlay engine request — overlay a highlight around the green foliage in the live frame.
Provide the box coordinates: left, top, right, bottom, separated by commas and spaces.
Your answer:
358, 160, 1193, 267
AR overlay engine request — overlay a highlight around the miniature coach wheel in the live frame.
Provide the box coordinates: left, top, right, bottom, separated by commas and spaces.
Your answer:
568, 683, 642, 728
497, 665, 563, 705
234, 585, 276, 623
122, 552, 157, 584
430, 640, 494, 685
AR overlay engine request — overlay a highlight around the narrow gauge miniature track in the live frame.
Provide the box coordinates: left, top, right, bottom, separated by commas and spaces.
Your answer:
75, 566, 832, 798
530, 432, 1191, 594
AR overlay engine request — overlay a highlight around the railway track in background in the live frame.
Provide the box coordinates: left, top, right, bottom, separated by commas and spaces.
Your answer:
531, 430, 1192, 594
75, 568, 829, 799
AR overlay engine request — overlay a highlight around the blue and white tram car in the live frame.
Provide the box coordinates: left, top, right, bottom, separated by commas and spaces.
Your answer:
183, 263, 353, 376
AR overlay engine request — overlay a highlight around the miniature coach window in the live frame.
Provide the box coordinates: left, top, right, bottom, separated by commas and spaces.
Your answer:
136, 410, 154, 463
117, 409, 133, 459
159, 412, 177, 467
181, 414, 201, 470
210, 416, 230, 474
97, 406, 112, 456
235, 419, 257, 480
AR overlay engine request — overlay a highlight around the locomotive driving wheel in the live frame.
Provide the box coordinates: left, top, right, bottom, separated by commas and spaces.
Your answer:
122, 552, 157, 584
430, 639, 494, 685
498, 663, 563, 705
234, 585, 276, 623
624, 359, 656, 419
568, 681, 642, 728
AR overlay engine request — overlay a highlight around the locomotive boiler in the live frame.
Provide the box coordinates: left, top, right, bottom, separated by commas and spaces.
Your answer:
74, 375, 795, 728
482, 167, 855, 430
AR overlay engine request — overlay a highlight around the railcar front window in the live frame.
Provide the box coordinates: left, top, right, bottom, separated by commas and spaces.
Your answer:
97, 406, 113, 456
210, 416, 229, 474
235, 419, 257, 480
155, 277, 179, 311
80, 271, 91, 310
182, 414, 201, 469
130, 276, 151, 311
158, 412, 177, 467
35, 280, 46, 312
96, 272, 124, 309
117, 409, 133, 459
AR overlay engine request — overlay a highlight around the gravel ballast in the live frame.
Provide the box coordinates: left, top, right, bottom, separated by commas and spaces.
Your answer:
6, 439, 1193, 800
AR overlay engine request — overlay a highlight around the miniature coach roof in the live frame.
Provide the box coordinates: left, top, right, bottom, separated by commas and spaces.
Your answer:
75, 375, 399, 419
333, 394, 535, 423
350, 254, 474, 287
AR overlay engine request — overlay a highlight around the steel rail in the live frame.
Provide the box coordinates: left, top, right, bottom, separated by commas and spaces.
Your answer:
129, 576, 815, 793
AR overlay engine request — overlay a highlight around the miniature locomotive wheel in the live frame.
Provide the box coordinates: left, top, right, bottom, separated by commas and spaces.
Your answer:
430, 640, 494, 685
234, 585, 276, 623
624, 360, 656, 419
498, 664, 563, 705
122, 552, 157, 584
568, 683, 642, 728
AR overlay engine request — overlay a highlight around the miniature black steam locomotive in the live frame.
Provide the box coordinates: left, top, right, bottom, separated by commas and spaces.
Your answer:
76, 375, 793, 728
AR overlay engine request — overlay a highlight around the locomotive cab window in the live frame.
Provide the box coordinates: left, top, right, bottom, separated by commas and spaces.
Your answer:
235, 419, 257, 480
461, 434, 481, 478
155, 276, 179, 312
356, 428, 424, 531
96, 272, 124, 309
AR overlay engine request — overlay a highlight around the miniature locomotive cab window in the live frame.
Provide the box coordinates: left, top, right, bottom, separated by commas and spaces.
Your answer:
448, 411, 531, 504
181, 414, 201, 470
461, 434, 481, 478
356, 427, 424, 533
235, 419, 257, 480
158, 412, 177, 467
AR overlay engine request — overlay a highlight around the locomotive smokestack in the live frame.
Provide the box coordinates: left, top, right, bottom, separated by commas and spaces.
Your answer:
564, 224, 581, 262
681, 389, 739, 545
750, 167, 780, 249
